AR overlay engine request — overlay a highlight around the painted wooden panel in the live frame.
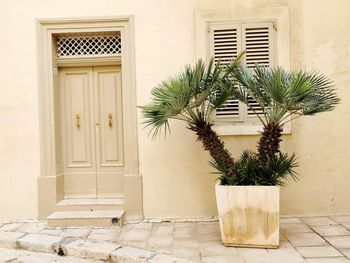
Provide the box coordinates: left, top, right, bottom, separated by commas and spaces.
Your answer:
94, 66, 124, 198
95, 68, 124, 167
62, 71, 94, 167
215, 184, 279, 248
59, 67, 97, 197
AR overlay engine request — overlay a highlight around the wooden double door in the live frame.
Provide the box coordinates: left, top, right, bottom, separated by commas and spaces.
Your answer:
59, 66, 124, 198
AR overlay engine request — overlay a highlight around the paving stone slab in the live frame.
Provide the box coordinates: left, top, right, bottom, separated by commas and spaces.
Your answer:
152, 225, 174, 236
296, 246, 342, 258
305, 257, 350, 263
301, 217, 338, 226
325, 236, 350, 249
17, 233, 64, 253
122, 224, 136, 231
340, 248, 350, 258
17, 222, 48, 234
173, 238, 199, 249
281, 223, 313, 234
200, 242, 238, 256
197, 222, 220, 235
150, 246, 172, 255
149, 253, 197, 263
61, 228, 92, 238
197, 234, 222, 244
201, 255, 246, 263
174, 227, 194, 239
237, 247, 270, 259
0, 247, 105, 263
65, 239, 120, 260
119, 229, 150, 242
0, 247, 22, 261
312, 225, 350, 236
0, 231, 26, 248
132, 223, 153, 230
285, 232, 327, 247
88, 228, 120, 241
0, 222, 24, 231
278, 240, 295, 249
119, 240, 148, 250
280, 234, 287, 241
331, 216, 350, 223
175, 222, 197, 228
147, 235, 173, 248
267, 244, 306, 263
172, 247, 200, 262
280, 218, 302, 224
40, 227, 64, 236
110, 246, 156, 263
18, 252, 105, 263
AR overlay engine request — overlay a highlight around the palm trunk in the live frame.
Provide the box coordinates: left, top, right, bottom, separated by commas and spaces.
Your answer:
257, 123, 283, 166
188, 119, 236, 179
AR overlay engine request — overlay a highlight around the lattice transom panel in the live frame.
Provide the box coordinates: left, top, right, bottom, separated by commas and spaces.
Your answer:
56, 32, 121, 58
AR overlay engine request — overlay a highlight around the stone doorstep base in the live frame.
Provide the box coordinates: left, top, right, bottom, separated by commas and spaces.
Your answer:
0, 231, 195, 263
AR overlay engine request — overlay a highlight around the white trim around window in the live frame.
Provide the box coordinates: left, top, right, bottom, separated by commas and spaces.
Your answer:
195, 6, 291, 135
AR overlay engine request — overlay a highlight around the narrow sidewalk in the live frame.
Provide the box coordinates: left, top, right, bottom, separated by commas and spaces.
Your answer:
0, 215, 350, 262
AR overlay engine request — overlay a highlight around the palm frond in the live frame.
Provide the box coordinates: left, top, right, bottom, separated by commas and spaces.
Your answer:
231, 64, 340, 125
141, 55, 245, 137
139, 104, 171, 138
299, 71, 340, 115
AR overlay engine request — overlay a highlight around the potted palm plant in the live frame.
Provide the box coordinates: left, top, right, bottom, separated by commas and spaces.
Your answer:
214, 64, 339, 247
140, 56, 339, 248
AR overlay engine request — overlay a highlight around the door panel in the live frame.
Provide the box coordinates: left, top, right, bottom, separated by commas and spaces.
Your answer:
60, 67, 97, 197
95, 67, 124, 167
94, 66, 124, 197
66, 72, 93, 167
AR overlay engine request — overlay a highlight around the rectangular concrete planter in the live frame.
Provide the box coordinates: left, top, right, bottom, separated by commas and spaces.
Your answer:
215, 183, 279, 248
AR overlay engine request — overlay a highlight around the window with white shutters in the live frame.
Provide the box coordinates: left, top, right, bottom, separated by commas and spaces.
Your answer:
208, 21, 275, 123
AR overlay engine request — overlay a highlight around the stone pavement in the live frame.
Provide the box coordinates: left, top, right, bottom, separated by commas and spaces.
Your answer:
1, 216, 350, 262
0, 247, 104, 262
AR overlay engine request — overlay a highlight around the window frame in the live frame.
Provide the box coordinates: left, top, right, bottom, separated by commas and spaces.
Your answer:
195, 7, 291, 135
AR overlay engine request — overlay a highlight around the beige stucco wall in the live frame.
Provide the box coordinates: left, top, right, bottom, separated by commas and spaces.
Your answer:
0, 0, 349, 220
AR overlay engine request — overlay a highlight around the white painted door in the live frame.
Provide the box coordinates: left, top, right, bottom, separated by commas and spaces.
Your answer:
59, 66, 124, 198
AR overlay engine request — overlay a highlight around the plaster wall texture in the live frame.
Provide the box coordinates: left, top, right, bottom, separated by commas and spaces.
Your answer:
0, 0, 349, 220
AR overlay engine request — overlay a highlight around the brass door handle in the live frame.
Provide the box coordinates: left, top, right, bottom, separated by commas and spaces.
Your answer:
75, 114, 81, 128
108, 113, 112, 128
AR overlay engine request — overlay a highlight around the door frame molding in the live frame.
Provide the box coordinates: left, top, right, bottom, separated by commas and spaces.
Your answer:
36, 16, 143, 221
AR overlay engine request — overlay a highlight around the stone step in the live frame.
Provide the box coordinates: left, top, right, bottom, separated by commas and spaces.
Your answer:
56, 198, 124, 212
47, 210, 125, 227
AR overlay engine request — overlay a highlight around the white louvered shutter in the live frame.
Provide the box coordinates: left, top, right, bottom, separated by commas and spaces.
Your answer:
242, 22, 275, 117
208, 23, 244, 122
209, 21, 275, 122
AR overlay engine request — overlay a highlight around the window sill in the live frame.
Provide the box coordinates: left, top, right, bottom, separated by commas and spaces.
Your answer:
213, 123, 291, 136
